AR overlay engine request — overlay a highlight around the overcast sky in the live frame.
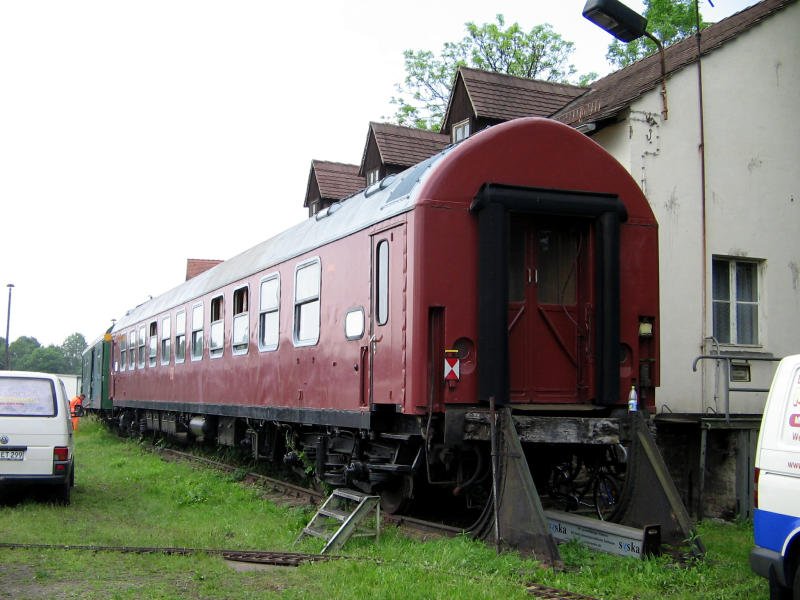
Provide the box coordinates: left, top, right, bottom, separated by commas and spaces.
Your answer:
1, 0, 756, 349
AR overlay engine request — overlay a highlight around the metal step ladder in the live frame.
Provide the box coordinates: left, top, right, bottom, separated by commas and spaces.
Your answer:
296, 488, 381, 554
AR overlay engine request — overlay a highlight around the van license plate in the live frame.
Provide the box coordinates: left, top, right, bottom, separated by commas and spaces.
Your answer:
0, 450, 24, 461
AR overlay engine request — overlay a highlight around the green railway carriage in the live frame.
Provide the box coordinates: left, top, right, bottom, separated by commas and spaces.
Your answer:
81, 332, 113, 411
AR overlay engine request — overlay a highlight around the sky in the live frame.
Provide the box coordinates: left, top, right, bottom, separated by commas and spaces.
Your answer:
1, 0, 757, 349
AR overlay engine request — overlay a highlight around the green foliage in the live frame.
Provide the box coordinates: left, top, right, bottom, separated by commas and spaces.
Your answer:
4, 332, 86, 374
606, 0, 708, 69
390, 15, 582, 131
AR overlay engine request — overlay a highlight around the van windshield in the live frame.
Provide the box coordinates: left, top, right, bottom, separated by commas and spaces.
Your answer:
0, 377, 57, 417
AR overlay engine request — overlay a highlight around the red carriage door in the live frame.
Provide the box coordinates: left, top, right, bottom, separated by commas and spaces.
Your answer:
508, 216, 591, 404
369, 225, 407, 408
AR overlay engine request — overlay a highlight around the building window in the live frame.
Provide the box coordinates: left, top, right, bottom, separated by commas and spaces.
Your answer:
210, 295, 224, 358
137, 326, 146, 368
191, 303, 204, 361
259, 274, 280, 351
294, 259, 321, 346
148, 321, 158, 366
161, 316, 171, 366
367, 168, 380, 186
376, 240, 389, 325
175, 310, 186, 364
233, 286, 249, 355
712, 257, 760, 345
452, 119, 470, 143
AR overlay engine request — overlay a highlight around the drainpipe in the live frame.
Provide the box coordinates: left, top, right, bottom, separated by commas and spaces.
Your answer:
695, 3, 709, 412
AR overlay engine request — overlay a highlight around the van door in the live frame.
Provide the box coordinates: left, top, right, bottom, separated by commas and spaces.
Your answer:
508, 216, 591, 403
369, 225, 407, 408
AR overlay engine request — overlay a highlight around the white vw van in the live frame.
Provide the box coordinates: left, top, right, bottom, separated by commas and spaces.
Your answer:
0, 371, 75, 504
751, 354, 800, 599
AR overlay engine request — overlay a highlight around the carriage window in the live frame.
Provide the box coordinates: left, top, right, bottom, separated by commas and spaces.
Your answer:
175, 310, 186, 364
294, 259, 321, 346
259, 274, 280, 351
345, 308, 364, 340
233, 286, 249, 355
210, 295, 224, 358
148, 321, 158, 366
376, 240, 389, 325
537, 229, 578, 305
129, 331, 137, 370
161, 316, 171, 365
137, 325, 146, 368
191, 303, 204, 361
119, 336, 126, 372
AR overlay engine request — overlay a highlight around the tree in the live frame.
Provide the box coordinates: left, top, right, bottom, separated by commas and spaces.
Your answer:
61, 332, 88, 375
390, 15, 582, 131
605, 0, 708, 69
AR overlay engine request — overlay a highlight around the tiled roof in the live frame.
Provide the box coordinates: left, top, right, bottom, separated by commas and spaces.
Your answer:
554, 0, 796, 126
364, 122, 450, 171
185, 259, 222, 281
453, 67, 587, 122
308, 160, 365, 204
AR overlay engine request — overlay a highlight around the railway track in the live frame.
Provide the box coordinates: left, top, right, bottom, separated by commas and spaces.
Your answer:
154, 446, 464, 539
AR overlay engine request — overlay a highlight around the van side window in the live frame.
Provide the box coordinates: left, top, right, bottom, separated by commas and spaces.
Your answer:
161, 316, 171, 365
259, 274, 280, 351
191, 304, 204, 361
175, 310, 186, 364
233, 286, 249, 355
294, 259, 321, 346
210, 296, 224, 358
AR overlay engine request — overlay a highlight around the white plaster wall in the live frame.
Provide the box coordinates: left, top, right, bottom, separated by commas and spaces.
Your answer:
591, 3, 800, 414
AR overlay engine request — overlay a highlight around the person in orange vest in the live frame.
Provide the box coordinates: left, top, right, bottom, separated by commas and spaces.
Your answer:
69, 393, 85, 431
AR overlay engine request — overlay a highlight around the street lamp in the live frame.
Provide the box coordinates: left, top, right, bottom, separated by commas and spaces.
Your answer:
582, 0, 668, 120
5, 283, 14, 370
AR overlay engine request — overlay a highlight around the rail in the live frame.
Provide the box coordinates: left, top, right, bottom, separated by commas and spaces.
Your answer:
692, 353, 782, 422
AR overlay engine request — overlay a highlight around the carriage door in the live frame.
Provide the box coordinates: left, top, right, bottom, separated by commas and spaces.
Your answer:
369, 224, 407, 409
508, 216, 590, 403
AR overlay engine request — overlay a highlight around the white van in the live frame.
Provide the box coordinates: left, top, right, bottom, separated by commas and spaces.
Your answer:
751, 354, 800, 598
0, 371, 76, 504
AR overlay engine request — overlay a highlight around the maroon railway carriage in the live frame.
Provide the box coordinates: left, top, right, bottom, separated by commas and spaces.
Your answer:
108, 117, 659, 513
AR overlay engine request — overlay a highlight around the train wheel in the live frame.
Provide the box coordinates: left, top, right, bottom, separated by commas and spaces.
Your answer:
379, 475, 413, 515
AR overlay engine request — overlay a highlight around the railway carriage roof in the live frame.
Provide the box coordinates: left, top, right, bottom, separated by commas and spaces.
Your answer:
112, 149, 450, 332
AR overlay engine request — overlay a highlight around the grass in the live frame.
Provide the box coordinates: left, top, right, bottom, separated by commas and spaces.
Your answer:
0, 418, 767, 599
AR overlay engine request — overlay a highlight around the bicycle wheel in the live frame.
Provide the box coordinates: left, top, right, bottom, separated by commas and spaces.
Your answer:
593, 472, 620, 520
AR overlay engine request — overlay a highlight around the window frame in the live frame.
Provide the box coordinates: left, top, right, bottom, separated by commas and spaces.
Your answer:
258, 273, 281, 352
232, 285, 249, 356
344, 307, 365, 341
712, 256, 762, 346
148, 321, 158, 367
210, 295, 224, 359
376, 239, 389, 326
160, 315, 171, 366
119, 335, 126, 373
137, 326, 145, 369
175, 309, 186, 364
293, 257, 321, 347
452, 119, 470, 143
190, 302, 204, 362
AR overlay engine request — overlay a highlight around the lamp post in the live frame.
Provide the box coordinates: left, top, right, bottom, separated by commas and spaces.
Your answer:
582, 0, 668, 120
5, 283, 14, 370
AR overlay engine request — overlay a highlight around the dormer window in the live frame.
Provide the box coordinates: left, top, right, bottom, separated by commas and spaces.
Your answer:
366, 168, 380, 185
452, 119, 470, 143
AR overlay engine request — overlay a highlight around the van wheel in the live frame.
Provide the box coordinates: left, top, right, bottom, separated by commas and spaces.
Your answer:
769, 566, 791, 600
55, 480, 71, 506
